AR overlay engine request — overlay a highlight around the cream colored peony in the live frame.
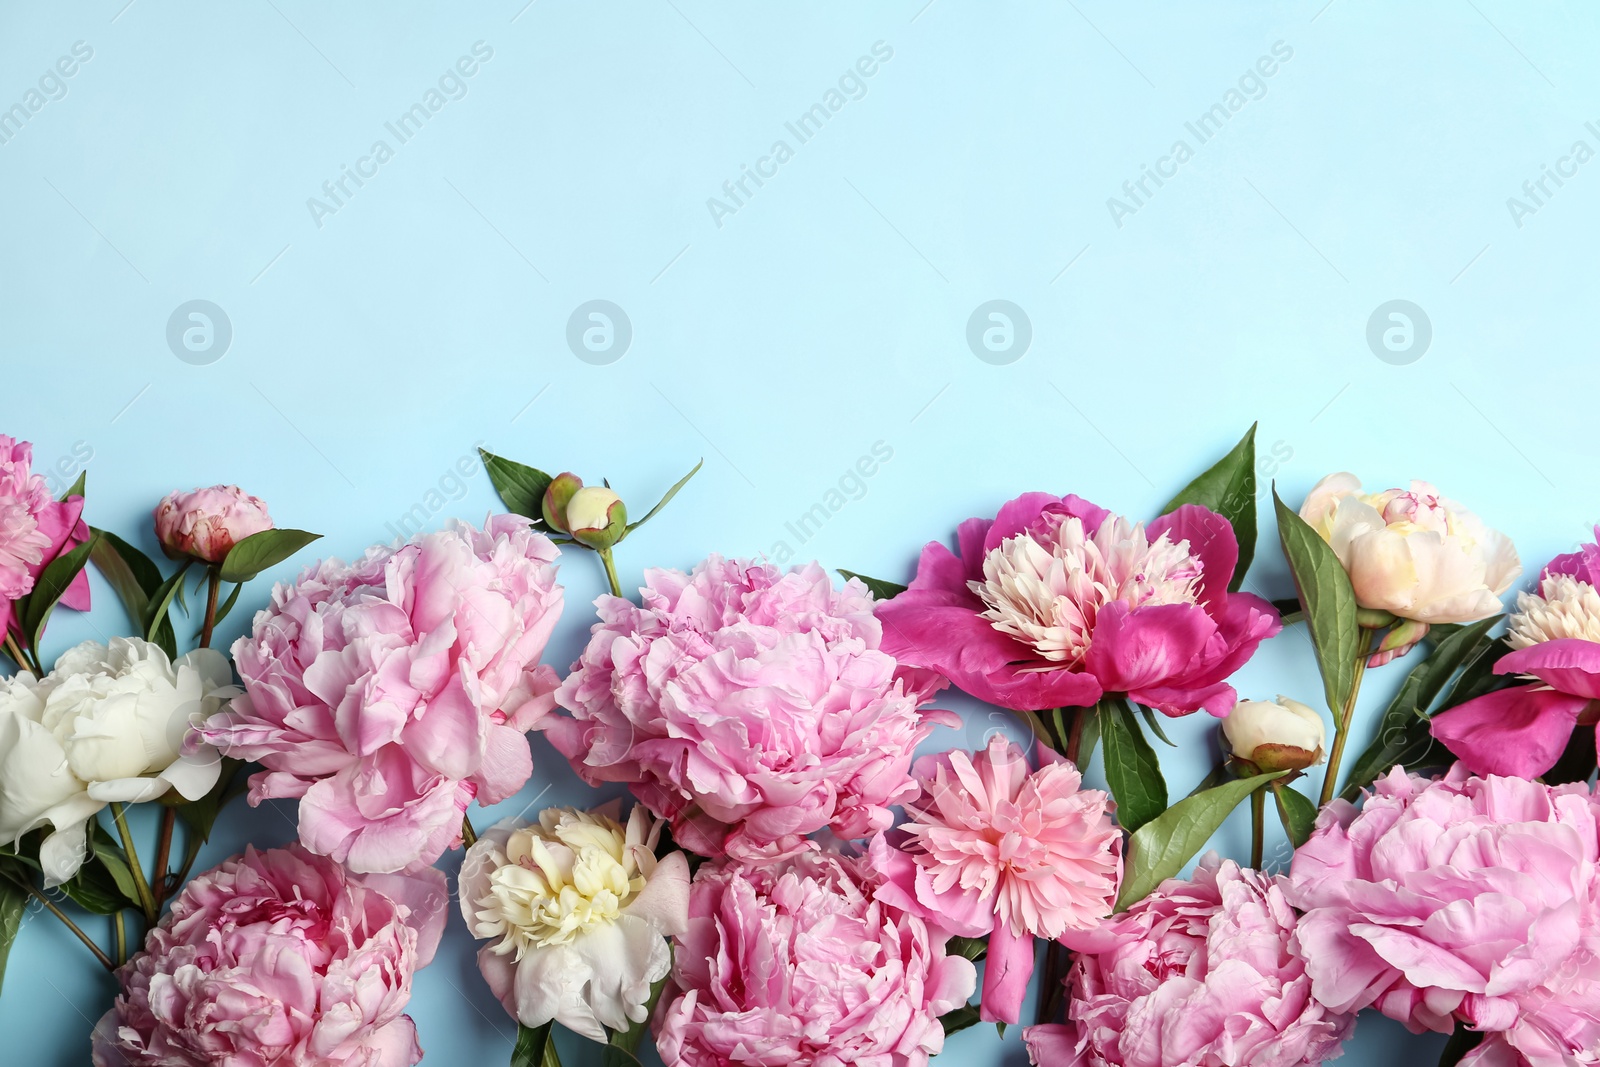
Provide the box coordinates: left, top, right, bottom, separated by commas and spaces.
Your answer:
1223, 695, 1327, 771
0, 637, 236, 885
459, 804, 690, 1042
1299, 473, 1519, 624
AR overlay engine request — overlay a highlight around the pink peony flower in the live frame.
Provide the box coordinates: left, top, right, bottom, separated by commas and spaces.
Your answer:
871, 734, 1121, 1024
1286, 765, 1600, 1067
196, 515, 563, 873
91, 844, 447, 1067
655, 848, 976, 1067
1024, 856, 1354, 1067
1431, 532, 1600, 778
153, 484, 274, 563
875, 493, 1280, 716
545, 556, 954, 860
0, 435, 90, 636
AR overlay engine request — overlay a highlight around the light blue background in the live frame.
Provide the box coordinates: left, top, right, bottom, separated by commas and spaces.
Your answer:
3, 1, 1596, 1064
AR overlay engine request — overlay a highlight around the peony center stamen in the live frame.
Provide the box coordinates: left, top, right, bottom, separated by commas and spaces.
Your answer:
969, 514, 1204, 666
1508, 574, 1600, 649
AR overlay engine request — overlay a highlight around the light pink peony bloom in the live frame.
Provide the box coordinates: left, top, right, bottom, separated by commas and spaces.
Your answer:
871, 734, 1121, 1024
196, 515, 563, 873
655, 848, 976, 1067
0, 435, 90, 635
875, 493, 1280, 716
1024, 856, 1354, 1067
546, 556, 954, 860
1432, 532, 1600, 778
153, 484, 274, 563
91, 844, 447, 1067
1286, 766, 1600, 1067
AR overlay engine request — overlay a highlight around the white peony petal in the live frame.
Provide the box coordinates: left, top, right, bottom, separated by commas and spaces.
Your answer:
156, 751, 222, 801
622, 850, 690, 937
87, 777, 171, 804
0, 709, 80, 841
39, 815, 95, 886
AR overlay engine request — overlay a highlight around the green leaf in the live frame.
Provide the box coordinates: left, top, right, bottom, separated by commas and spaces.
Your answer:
946, 935, 988, 961
59, 825, 142, 915
1338, 618, 1499, 801
481, 449, 555, 526
1185, 762, 1231, 799
20, 530, 100, 654
1271, 597, 1305, 625
625, 459, 702, 534
144, 562, 191, 644
1138, 705, 1176, 747
210, 582, 245, 630
1117, 770, 1286, 910
1101, 698, 1168, 833
940, 1002, 982, 1037
1438, 1021, 1485, 1067
0, 857, 27, 998
219, 528, 321, 584
1545, 725, 1597, 786
1075, 705, 1102, 769
1273, 488, 1361, 719
511, 1022, 562, 1067
1271, 781, 1318, 848
837, 569, 907, 602
1161, 424, 1257, 591
90, 530, 177, 658
57, 470, 86, 503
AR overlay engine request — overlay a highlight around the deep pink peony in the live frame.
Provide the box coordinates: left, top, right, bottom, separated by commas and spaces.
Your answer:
546, 556, 954, 860
654, 848, 976, 1067
875, 493, 1280, 716
1024, 856, 1354, 1067
871, 734, 1121, 1024
91, 844, 447, 1067
153, 484, 274, 563
196, 515, 563, 873
1286, 766, 1600, 1067
1432, 532, 1600, 778
0, 435, 90, 636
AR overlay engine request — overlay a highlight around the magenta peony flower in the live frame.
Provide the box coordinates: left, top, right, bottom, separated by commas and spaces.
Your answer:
1286, 765, 1600, 1066
91, 844, 447, 1067
153, 484, 274, 563
875, 493, 1280, 716
655, 848, 976, 1067
545, 556, 954, 860
871, 734, 1121, 1024
0, 434, 90, 635
1024, 856, 1354, 1067
196, 515, 563, 873
1431, 532, 1600, 778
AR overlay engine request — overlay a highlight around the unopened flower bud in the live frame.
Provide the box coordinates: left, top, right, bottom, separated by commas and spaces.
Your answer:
153, 485, 274, 564
542, 473, 583, 534
1223, 696, 1326, 773
566, 487, 627, 550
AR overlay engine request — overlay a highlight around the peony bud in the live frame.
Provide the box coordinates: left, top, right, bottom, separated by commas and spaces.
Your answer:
566, 486, 627, 550
153, 485, 274, 564
541, 472, 583, 534
1223, 696, 1326, 772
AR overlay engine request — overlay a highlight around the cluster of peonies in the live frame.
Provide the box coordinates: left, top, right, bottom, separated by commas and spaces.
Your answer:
1023, 856, 1355, 1067
197, 514, 563, 873
92, 845, 447, 1067
1288, 766, 1600, 1067
546, 555, 952, 860
0, 637, 235, 884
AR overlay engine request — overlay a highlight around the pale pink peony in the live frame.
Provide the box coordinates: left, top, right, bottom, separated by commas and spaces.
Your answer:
1024, 856, 1354, 1067
153, 484, 274, 563
0, 435, 90, 635
91, 844, 447, 1067
546, 556, 953, 860
876, 493, 1280, 717
871, 734, 1121, 1023
196, 515, 563, 873
654, 848, 976, 1067
1286, 765, 1600, 1067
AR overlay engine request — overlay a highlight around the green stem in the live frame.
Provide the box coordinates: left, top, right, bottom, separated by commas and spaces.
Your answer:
461, 814, 478, 849
598, 548, 623, 598
198, 568, 222, 649
1319, 637, 1373, 807
0, 869, 114, 971
1065, 707, 1085, 766
113, 909, 128, 966
3, 631, 41, 675
152, 807, 176, 908
1250, 787, 1266, 868
110, 803, 158, 923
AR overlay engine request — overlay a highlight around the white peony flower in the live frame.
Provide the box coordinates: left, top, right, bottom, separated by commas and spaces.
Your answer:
1299, 473, 1520, 625
0, 637, 237, 885
459, 804, 690, 1042
1223, 695, 1327, 771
